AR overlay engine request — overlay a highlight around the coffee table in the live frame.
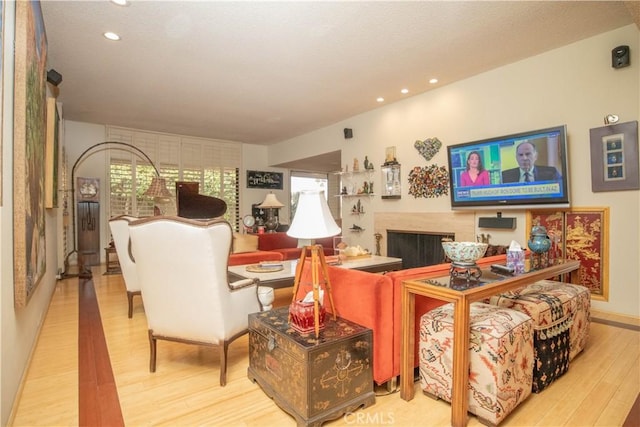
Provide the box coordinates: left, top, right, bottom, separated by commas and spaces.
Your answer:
228, 255, 402, 289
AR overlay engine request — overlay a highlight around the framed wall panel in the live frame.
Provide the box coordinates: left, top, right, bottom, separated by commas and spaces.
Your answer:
45, 97, 59, 208
527, 207, 609, 301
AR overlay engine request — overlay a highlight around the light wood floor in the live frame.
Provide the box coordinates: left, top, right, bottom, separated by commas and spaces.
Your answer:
10, 265, 640, 426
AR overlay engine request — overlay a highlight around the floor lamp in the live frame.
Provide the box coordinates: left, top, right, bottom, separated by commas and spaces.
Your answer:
287, 190, 341, 338
62, 141, 172, 279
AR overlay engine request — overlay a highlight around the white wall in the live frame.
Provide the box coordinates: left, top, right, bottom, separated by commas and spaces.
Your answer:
270, 25, 640, 317
241, 144, 290, 227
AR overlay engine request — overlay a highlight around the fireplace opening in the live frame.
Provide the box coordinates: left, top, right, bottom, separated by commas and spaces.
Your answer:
387, 230, 454, 269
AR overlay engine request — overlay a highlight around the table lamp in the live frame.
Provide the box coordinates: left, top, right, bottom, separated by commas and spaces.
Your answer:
143, 176, 173, 215
258, 192, 284, 232
287, 190, 341, 337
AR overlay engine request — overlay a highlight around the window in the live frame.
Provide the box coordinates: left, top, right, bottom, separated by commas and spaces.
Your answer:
107, 127, 241, 228
290, 171, 329, 221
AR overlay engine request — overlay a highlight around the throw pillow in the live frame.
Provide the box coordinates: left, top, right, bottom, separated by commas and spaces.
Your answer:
233, 233, 259, 254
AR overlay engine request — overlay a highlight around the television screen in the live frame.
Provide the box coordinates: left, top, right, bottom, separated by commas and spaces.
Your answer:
447, 125, 570, 209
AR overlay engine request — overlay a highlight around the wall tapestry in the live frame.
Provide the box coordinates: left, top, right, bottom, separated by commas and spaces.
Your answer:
14, 0, 48, 307
527, 207, 609, 301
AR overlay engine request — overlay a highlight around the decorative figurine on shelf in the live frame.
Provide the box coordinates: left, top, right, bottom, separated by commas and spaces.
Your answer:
369, 181, 374, 194
477, 233, 491, 244
374, 232, 382, 256
363, 156, 374, 170
363, 181, 369, 194
384, 146, 398, 165
353, 158, 359, 172
341, 186, 348, 195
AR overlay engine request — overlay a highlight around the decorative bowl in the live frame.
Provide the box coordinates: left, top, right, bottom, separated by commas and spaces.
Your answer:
442, 241, 489, 264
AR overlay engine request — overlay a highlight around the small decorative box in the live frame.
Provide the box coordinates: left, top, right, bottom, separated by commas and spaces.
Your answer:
289, 300, 326, 334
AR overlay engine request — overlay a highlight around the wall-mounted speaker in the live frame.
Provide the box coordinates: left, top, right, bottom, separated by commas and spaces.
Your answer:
478, 216, 516, 229
343, 128, 353, 139
47, 69, 63, 86
612, 45, 630, 69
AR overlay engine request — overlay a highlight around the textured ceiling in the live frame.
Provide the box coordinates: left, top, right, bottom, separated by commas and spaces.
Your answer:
43, 1, 636, 152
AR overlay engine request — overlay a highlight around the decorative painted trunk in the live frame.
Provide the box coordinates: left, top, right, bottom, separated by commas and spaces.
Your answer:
248, 307, 375, 426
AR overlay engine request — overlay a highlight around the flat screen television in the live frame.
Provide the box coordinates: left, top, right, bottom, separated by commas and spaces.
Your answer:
447, 125, 570, 209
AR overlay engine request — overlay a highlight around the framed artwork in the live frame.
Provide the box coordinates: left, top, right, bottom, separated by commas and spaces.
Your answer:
77, 177, 100, 202
589, 121, 639, 192
246, 170, 284, 189
13, 0, 48, 307
44, 98, 59, 208
527, 207, 609, 301
0, 1, 4, 206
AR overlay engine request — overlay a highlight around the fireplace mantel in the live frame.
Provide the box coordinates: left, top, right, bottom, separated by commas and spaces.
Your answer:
374, 212, 476, 256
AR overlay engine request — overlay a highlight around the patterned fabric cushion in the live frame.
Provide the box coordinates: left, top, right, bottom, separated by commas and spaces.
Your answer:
419, 302, 534, 425
487, 280, 591, 392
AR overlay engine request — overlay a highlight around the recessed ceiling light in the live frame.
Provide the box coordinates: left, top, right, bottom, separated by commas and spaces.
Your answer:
103, 32, 121, 41
111, 0, 129, 5
376, 97, 384, 103
429, 78, 439, 84
401, 88, 409, 94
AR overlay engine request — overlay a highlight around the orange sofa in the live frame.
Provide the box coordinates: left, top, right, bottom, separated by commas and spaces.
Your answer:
296, 253, 509, 386
229, 232, 335, 266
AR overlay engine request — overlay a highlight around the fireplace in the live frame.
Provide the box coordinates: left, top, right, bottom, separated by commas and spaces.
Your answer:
373, 212, 476, 267
387, 230, 454, 269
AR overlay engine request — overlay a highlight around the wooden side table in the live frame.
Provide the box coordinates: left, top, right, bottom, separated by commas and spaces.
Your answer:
248, 307, 375, 426
104, 246, 121, 274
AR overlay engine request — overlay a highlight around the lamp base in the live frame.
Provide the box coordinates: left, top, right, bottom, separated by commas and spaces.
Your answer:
264, 214, 279, 233
289, 300, 326, 334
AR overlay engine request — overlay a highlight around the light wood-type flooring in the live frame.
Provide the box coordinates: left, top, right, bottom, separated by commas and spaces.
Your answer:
9, 265, 640, 426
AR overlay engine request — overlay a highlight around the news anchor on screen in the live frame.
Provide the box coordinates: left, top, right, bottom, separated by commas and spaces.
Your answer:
460, 151, 490, 186
502, 141, 562, 183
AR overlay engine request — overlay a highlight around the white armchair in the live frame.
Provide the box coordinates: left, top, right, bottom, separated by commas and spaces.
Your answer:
128, 216, 272, 386
108, 215, 141, 318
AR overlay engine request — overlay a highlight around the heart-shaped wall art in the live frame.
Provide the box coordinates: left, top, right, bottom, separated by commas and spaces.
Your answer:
414, 137, 442, 161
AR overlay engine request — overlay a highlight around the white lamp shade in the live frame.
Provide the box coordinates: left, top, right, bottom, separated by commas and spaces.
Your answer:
287, 190, 341, 239
258, 192, 284, 208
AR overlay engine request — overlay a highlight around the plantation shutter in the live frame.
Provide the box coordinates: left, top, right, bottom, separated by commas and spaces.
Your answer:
107, 126, 241, 227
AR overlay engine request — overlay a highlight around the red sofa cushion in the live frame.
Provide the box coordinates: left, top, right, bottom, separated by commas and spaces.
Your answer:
257, 232, 298, 251
258, 232, 335, 257
295, 263, 394, 385
274, 247, 303, 260
228, 250, 283, 266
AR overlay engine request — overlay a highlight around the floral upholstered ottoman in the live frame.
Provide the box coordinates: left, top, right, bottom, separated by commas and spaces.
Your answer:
487, 280, 591, 393
419, 302, 534, 426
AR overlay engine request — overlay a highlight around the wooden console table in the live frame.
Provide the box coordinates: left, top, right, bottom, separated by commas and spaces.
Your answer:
400, 259, 580, 427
